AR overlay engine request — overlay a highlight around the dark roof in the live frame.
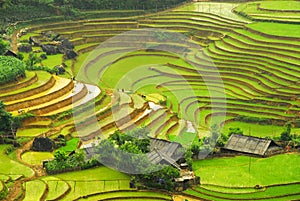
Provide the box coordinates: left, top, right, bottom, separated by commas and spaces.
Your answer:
146, 138, 184, 169
4, 50, 17, 57
83, 147, 96, 159
223, 134, 278, 156
83, 137, 185, 167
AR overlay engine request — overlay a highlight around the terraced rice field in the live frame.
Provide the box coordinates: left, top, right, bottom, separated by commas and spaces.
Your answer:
184, 153, 300, 201
1, 1, 300, 200
20, 166, 172, 201
234, 0, 300, 23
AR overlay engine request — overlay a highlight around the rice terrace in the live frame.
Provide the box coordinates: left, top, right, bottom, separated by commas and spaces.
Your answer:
0, 0, 299, 200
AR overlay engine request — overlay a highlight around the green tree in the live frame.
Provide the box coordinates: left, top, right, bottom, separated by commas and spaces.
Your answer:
185, 148, 193, 169
0, 39, 8, 55
0, 101, 13, 137
0, 0, 12, 9
280, 123, 292, 142
26, 52, 41, 67
54, 150, 68, 162
228, 127, 243, 137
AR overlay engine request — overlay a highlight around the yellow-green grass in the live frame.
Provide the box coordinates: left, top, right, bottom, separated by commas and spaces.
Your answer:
233, 28, 300, 47
168, 119, 186, 137
130, 94, 146, 109
0, 71, 36, 90
66, 95, 112, 129
57, 165, 129, 181
193, 153, 300, 187
43, 178, 70, 200
199, 104, 295, 121
222, 36, 300, 64
158, 11, 247, 25
41, 54, 64, 68
0, 175, 10, 182
24, 119, 52, 126
1, 71, 50, 96
201, 184, 264, 194
145, 93, 166, 104
156, 63, 285, 96
16, 128, 51, 137
259, 1, 300, 11
221, 38, 300, 67
76, 190, 172, 201
170, 130, 198, 145
195, 184, 300, 200
234, 2, 300, 22
54, 167, 130, 201
213, 40, 300, 70
19, 33, 40, 42
148, 15, 243, 28
208, 53, 300, 85
139, 108, 168, 127
75, 47, 129, 77
140, 18, 239, 33
247, 22, 300, 38
118, 92, 132, 106
184, 97, 300, 117
57, 138, 80, 153
101, 55, 179, 88
205, 46, 300, 85
73, 52, 91, 76
0, 145, 34, 178
227, 32, 300, 56
209, 41, 300, 76
139, 23, 226, 37
222, 121, 300, 138
186, 184, 300, 201
176, 2, 250, 22
23, 180, 46, 201
74, 42, 99, 52
160, 62, 273, 93
21, 151, 54, 166
0, 181, 3, 192
148, 114, 175, 138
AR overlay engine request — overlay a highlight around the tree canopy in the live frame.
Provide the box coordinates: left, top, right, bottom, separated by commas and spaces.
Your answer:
0, 101, 13, 136
0, 55, 26, 84
95, 128, 180, 191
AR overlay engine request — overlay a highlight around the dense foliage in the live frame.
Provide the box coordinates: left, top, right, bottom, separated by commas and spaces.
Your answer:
278, 123, 300, 147
44, 149, 100, 174
95, 128, 180, 191
54, 0, 188, 10
0, 56, 25, 85
0, 101, 13, 137
0, 101, 34, 142
0, 0, 187, 26
0, 39, 8, 55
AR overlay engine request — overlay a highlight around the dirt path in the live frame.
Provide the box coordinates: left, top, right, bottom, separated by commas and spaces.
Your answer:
11, 30, 19, 53
4, 180, 23, 201
5, 132, 52, 200
173, 194, 204, 201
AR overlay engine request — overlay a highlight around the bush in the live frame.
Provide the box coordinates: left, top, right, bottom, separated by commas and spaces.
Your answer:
236, 115, 272, 124
26, 65, 58, 74
0, 56, 26, 84
5, 145, 15, 155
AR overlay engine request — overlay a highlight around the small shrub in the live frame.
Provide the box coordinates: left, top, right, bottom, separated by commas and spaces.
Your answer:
5, 145, 15, 155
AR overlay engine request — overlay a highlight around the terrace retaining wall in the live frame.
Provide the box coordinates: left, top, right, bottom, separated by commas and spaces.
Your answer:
30, 83, 88, 115
0, 73, 38, 94
6, 79, 74, 112
1, 75, 56, 102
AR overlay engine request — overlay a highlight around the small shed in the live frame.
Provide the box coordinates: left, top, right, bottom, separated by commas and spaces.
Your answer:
4, 50, 17, 57
146, 138, 184, 169
222, 134, 282, 157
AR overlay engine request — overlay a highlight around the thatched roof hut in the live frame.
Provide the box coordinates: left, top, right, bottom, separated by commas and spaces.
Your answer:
222, 134, 282, 157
